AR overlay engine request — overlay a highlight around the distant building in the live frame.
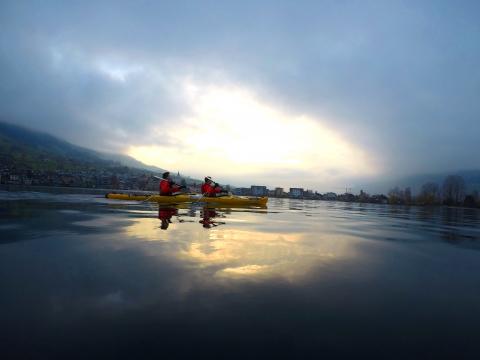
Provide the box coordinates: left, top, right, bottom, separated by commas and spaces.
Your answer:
251, 185, 268, 196
232, 187, 251, 196
323, 192, 337, 201
9, 174, 21, 184
289, 188, 304, 198
274, 187, 284, 197
338, 193, 355, 202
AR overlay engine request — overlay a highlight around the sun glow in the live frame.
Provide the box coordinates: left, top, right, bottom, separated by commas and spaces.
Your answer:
128, 82, 378, 185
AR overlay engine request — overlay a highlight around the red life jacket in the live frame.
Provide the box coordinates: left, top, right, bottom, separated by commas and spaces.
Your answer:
160, 179, 171, 195
160, 179, 180, 195
201, 182, 217, 197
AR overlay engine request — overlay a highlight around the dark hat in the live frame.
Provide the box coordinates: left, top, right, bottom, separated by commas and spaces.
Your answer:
162, 172, 170, 179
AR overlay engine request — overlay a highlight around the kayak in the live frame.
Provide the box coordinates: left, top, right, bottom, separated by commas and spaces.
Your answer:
105, 192, 268, 206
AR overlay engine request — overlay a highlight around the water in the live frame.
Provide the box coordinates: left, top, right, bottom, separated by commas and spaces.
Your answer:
1, 190, 480, 358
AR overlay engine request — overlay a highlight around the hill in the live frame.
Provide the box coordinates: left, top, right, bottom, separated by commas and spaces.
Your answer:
0, 121, 166, 173
0, 121, 209, 189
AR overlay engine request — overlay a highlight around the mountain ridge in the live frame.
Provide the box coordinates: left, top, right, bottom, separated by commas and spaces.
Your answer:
0, 121, 166, 173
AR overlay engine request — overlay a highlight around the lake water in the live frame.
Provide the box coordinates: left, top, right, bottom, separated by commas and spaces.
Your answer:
1, 189, 480, 358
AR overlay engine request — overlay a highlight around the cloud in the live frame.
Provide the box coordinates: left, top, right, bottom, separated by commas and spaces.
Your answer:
1, 0, 480, 189
0, 33, 192, 151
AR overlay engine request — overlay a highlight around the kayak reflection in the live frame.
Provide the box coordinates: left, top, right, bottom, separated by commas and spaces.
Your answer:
157, 204, 227, 230
155, 203, 261, 230
199, 206, 226, 228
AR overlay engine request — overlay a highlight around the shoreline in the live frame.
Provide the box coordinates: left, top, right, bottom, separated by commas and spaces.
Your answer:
1, 184, 479, 210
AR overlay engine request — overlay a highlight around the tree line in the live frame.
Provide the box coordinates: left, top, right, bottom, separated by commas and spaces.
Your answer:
388, 175, 479, 207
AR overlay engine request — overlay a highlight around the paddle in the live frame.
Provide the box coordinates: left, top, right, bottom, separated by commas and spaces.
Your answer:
142, 194, 156, 202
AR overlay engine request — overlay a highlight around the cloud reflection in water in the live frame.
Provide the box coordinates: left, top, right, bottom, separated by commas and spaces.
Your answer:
122, 205, 362, 282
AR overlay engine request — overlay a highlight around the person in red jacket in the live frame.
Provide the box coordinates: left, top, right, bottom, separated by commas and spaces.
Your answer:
159, 172, 183, 196
201, 176, 227, 197
200, 176, 214, 196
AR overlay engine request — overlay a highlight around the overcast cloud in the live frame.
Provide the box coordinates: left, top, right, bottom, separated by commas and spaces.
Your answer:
1, 0, 479, 189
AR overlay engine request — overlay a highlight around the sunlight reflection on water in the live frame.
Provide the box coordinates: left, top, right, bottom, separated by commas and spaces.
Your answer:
111, 200, 367, 282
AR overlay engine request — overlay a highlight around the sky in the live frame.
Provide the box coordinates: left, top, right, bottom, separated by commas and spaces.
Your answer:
1, 0, 479, 191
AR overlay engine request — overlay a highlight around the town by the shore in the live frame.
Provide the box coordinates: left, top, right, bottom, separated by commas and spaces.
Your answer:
1, 166, 478, 208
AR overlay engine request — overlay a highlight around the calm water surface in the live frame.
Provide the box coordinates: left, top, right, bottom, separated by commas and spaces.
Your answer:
1, 190, 480, 358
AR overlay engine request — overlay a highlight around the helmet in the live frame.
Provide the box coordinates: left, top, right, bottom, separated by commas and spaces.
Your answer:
205, 176, 212, 182
162, 172, 170, 179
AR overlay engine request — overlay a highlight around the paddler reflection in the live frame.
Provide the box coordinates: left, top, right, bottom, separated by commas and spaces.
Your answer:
158, 206, 178, 230
199, 207, 226, 228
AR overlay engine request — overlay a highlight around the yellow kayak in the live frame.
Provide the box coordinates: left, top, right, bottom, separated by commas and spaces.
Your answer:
105, 192, 268, 206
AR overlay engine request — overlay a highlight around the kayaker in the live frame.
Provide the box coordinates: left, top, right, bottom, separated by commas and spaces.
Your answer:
159, 172, 184, 196
201, 176, 226, 197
